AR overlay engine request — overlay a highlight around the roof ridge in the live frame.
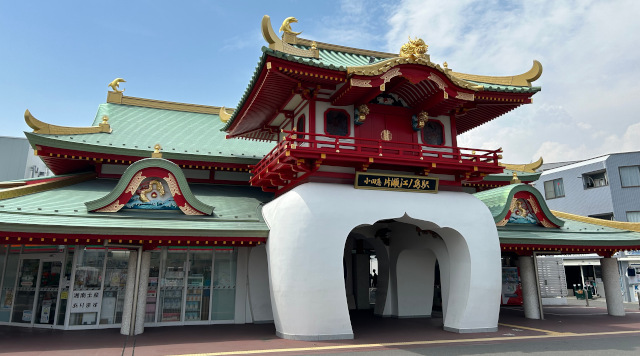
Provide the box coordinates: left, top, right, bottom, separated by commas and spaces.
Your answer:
551, 210, 640, 232
106, 91, 233, 116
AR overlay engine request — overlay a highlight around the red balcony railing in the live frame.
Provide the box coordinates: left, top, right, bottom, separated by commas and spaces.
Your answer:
251, 130, 504, 190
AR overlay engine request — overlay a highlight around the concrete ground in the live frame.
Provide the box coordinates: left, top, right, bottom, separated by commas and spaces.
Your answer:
0, 299, 639, 356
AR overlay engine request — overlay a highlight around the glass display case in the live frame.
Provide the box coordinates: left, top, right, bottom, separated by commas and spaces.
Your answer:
159, 250, 186, 322
100, 250, 129, 325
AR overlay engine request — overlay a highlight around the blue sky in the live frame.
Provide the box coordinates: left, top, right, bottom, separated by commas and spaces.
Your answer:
2, 0, 639, 163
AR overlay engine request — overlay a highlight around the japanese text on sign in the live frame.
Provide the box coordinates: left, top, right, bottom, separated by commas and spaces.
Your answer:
355, 172, 438, 193
70, 290, 102, 313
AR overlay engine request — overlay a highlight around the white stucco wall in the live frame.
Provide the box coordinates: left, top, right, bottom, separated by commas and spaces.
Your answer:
262, 182, 501, 340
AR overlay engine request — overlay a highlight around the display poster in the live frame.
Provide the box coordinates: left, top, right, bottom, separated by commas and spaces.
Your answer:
501, 267, 523, 305
70, 290, 102, 313
22, 310, 32, 322
40, 301, 52, 323
1, 290, 13, 309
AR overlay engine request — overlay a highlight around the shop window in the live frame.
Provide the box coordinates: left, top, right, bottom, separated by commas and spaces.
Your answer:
296, 115, 306, 140
69, 248, 106, 326
211, 248, 237, 320
619, 165, 640, 187
626, 211, 640, 223
159, 249, 187, 322
0, 246, 20, 322
422, 120, 444, 146
324, 109, 349, 136
543, 178, 565, 199
100, 249, 129, 325
582, 170, 608, 189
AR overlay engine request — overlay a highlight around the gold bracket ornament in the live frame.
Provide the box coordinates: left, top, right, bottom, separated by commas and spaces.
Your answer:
152, 144, 162, 158
399, 37, 429, 61
412, 111, 428, 131
108, 78, 126, 93
355, 104, 370, 125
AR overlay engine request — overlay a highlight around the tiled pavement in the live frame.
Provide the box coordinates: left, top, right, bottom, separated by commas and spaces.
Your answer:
1, 300, 639, 356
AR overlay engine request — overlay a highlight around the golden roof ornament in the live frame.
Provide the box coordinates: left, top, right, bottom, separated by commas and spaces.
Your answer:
510, 171, 522, 184
279, 17, 302, 35
311, 41, 317, 50
152, 143, 162, 158
501, 157, 544, 173
399, 37, 428, 60
219, 106, 233, 123
108, 78, 126, 93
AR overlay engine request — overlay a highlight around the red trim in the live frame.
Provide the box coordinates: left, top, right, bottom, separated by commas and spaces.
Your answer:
323, 108, 351, 136
449, 112, 458, 147
501, 243, 639, 257
0, 231, 266, 250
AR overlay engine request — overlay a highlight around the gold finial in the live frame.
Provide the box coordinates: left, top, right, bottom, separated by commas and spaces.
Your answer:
399, 37, 428, 60
311, 41, 317, 50
510, 171, 521, 184
108, 78, 126, 93
101, 115, 109, 125
443, 61, 448, 69
280, 17, 302, 35
219, 106, 233, 123
152, 144, 162, 158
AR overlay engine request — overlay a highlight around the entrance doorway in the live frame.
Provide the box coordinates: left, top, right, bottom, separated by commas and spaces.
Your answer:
11, 254, 64, 327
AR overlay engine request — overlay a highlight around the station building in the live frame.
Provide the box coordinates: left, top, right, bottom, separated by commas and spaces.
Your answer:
1, 16, 639, 340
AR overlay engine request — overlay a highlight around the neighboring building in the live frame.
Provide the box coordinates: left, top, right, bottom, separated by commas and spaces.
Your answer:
0, 136, 51, 181
0, 15, 639, 341
534, 152, 640, 222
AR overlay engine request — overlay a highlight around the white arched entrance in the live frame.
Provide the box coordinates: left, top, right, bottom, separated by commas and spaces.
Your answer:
262, 183, 501, 340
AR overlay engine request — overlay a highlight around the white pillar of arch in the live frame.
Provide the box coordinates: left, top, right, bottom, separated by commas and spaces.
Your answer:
601, 257, 625, 316
134, 251, 151, 335
519, 256, 541, 320
263, 183, 501, 340
120, 250, 138, 336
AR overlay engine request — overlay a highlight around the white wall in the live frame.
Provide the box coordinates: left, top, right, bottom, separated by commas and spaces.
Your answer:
262, 182, 501, 340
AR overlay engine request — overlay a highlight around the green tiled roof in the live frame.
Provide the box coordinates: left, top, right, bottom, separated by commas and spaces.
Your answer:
484, 169, 541, 182
27, 103, 275, 164
473, 183, 564, 226
223, 46, 540, 131
0, 178, 272, 237
497, 222, 640, 247
466, 80, 541, 94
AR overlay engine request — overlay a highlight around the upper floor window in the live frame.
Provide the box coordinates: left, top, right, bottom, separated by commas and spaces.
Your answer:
544, 178, 565, 199
626, 211, 640, 223
582, 170, 608, 189
619, 165, 640, 187
422, 120, 444, 146
324, 109, 349, 136
296, 115, 306, 139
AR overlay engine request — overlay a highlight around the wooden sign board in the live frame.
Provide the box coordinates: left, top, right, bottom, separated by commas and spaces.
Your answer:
355, 172, 438, 193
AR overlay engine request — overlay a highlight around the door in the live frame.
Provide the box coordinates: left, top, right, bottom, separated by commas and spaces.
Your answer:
11, 255, 63, 326
356, 111, 416, 155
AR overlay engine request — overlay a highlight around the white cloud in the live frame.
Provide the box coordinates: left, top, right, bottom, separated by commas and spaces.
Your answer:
383, 0, 640, 163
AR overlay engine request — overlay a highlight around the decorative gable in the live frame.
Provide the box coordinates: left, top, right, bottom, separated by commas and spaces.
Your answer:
85, 158, 214, 215
474, 183, 564, 228
496, 189, 562, 228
